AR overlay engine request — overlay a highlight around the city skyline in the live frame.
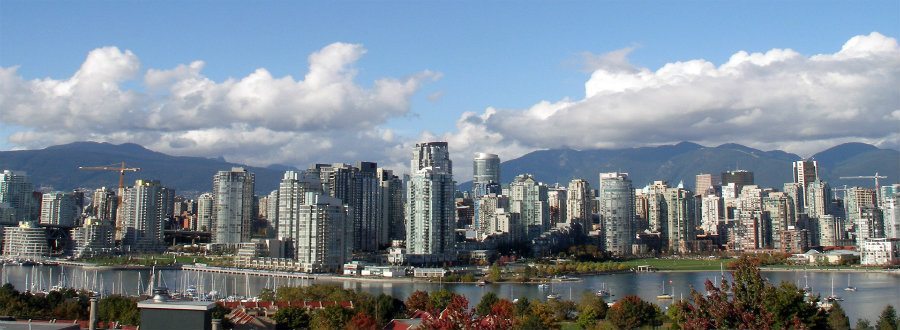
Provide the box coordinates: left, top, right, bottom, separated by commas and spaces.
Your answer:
2, 2, 899, 180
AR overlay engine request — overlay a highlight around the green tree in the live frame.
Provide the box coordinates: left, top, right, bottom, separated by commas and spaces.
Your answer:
405, 290, 431, 313
877, 305, 898, 330
476, 292, 500, 316
606, 295, 662, 329
258, 288, 275, 301
310, 305, 353, 330
518, 314, 544, 330
828, 302, 852, 330
859, 318, 875, 330
98, 295, 140, 326
488, 264, 503, 282
765, 282, 826, 329
429, 289, 455, 311
273, 306, 310, 330
514, 297, 532, 316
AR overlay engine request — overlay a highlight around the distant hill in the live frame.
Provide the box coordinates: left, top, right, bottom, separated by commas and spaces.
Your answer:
0, 142, 295, 195
460, 142, 899, 191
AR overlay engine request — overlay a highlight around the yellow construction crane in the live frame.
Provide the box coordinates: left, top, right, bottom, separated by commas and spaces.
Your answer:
78, 162, 141, 240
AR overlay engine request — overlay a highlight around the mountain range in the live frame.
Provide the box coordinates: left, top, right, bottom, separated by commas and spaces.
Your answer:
0, 141, 897, 196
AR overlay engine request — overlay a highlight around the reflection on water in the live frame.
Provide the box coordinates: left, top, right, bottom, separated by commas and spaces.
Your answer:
2, 265, 898, 322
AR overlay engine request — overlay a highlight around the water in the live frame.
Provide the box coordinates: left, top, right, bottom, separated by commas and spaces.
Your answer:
3, 265, 898, 322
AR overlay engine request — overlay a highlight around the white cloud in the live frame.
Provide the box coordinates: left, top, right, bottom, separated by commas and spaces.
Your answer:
0, 43, 439, 172
445, 31, 900, 172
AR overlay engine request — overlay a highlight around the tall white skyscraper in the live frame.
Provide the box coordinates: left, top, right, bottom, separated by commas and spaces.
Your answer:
599, 172, 634, 256
508, 174, 549, 239
294, 193, 352, 273
40, 191, 79, 227
212, 167, 255, 244
197, 193, 214, 232
665, 186, 695, 253
566, 179, 591, 234
276, 170, 323, 258
793, 160, 819, 189
121, 179, 168, 250
406, 142, 456, 263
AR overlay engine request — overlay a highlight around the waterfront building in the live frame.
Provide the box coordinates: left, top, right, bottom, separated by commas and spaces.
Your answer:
406, 142, 456, 264
212, 167, 255, 244
645, 181, 669, 235
566, 179, 590, 234
599, 172, 634, 256
72, 217, 115, 258
197, 193, 213, 232
1, 221, 49, 260
721, 183, 740, 223
91, 187, 117, 222
665, 186, 695, 253
294, 193, 352, 273
377, 168, 405, 243
846, 187, 882, 245
634, 189, 650, 232
860, 238, 900, 266
721, 170, 754, 193
884, 191, 899, 239
783, 182, 804, 224
0, 170, 38, 224
308, 162, 384, 252
816, 215, 842, 247
805, 180, 831, 218
121, 179, 169, 251
276, 170, 323, 258
39, 191, 79, 228
508, 174, 549, 239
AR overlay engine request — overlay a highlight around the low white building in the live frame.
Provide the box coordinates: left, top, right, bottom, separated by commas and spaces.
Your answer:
413, 268, 447, 278
861, 238, 900, 266
2, 221, 49, 260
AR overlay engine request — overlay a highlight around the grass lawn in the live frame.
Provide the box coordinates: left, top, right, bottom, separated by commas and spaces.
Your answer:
618, 258, 728, 271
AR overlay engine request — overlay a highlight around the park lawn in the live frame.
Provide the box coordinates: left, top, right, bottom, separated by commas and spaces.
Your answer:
619, 258, 728, 271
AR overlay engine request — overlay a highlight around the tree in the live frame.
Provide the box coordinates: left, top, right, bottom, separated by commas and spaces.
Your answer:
273, 306, 310, 330
310, 305, 353, 330
858, 319, 874, 330
430, 289, 455, 312
576, 291, 608, 329
421, 295, 473, 330
877, 305, 898, 330
258, 288, 275, 301
476, 292, 500, 316
347, 312, 378, 330
488, 264, 503, 282
405, 290, 431, 313
606, 295, 662, 329
828, 302, 851, 330
98, 295, 140, 326
514, 297, 531, 316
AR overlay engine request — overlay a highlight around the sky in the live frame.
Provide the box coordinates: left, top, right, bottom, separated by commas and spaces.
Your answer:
1, 1, 899, 179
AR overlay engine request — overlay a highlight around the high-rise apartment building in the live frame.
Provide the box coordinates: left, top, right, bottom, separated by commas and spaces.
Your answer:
665, 187, 695, 253
805, 180, 831, 218
792, 160, 819, 189
700, 194, 723, 235
599, 172, 634, 256
276, 170, 324, 258
121, 179, 169, 251
39, 191, 79, 227
764, 192, 795, 250
508, 174, 549, 239
695, 174, 715, 196
473, 153, 500, 196
294, 193, 352, 273
566, 179, 591, 234
212, 168, 255, 244
0, 170, 38, 224
91, 187, 117, 222
406, 142, 456, 264
197, 193, 213, 232
547, 186, 567, 226
377, 168, 405, 243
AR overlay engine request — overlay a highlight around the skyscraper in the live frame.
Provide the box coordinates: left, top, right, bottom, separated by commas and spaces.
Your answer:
212, 167, 255, 244
599, 172, 634, 256
722, 170, 754, 193
665, 187, 695, 253
566, 179, 591, 234
121, 179, 168, 251
792, 160, 819, 189
294, 193, 352, 273
472, 153, 500, 197
377, 168, 405, 243
695, 173, 714, 196
91, 187, 118, 222
406, 142, 456, 264
39, 191, 79, 228
276, 170, 323, 258
0, 170, 37, 224
508, 174, 549, 239
805, 180, 831, 218
846, 187, 881, 245
197, 193, 214, 232
547, 186, 567, 226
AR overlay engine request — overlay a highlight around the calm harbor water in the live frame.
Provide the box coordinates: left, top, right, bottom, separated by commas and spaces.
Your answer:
2, 265, 898, 323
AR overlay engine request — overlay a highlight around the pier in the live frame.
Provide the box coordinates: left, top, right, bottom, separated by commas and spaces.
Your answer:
181, 265, 318, 280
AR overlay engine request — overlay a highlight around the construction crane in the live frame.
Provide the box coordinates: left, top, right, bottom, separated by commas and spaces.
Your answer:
78, 162, 141, 240
839, 172, 888, 201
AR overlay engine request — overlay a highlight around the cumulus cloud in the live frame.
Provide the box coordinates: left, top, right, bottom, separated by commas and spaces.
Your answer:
0, 43, 439, 171
444, 32, 900, 170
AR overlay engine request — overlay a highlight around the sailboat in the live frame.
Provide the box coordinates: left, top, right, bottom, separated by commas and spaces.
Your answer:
596, 282, 611, 297
545, 282, 559, 300
657, 280, 674, 300
843, 274, 857, 292
826, 276, 843, 302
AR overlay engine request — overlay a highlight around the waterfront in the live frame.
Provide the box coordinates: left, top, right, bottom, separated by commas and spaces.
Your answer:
2, 264, 898, 323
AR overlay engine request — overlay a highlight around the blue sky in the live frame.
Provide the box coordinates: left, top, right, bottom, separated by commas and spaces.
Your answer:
1, 1, 899, 175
